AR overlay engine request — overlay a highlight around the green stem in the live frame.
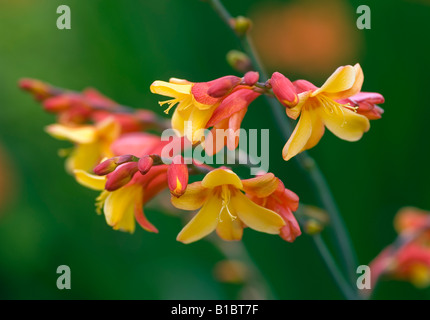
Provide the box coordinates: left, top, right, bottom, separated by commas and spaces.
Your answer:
209, 236, 278, 300
313, 235, 360, 300
208, 0, 359, 296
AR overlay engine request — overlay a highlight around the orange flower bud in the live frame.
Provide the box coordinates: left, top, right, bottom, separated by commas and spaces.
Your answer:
105, 162, 138, 191
167, 155, 188, 197
270, 72, 298, 108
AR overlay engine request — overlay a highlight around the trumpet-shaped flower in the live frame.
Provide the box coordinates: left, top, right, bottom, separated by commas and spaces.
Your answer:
150, 76, 241, 144
74, 132, 169, 233
171, 168, 287, 244
281, 64, 382, 160
46, 117, 120, 173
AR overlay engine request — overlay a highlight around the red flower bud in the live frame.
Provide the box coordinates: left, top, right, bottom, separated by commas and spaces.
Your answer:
19, 78, 53, 101
206, 76, 241, 98
243, 71, 259, 86
167, 155, 188, 197
270, 72, 298, 108
105, 162, 138, 191
94, 154, 137, 176
137, 156, 154, 175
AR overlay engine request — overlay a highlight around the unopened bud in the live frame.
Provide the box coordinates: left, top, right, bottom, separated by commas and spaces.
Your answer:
43, 95, 76, 113
207, 76, 241, 98
138, 156, 154, 175
304, 219, 324, 235
226, 50, 252, 73
105, 162, 138, 191
94, 154, 138, 176
270, 72, 298, 108
167, 155, 189, 197
231, 16, 252, 36
19, 78, 54, 101
243, 71, 259, 86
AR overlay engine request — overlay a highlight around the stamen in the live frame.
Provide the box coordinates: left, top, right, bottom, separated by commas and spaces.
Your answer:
159, 99, 179, 114
218, 186, 238, 222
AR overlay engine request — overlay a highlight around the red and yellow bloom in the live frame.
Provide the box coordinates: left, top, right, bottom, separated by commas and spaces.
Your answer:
74, 132, 169, 233
171, 168, 300, 244
280, 64, 383, 160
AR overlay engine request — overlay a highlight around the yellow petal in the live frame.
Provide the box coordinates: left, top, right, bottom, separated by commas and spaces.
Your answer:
188, 105, 217, 143
170, 182, 209, 210
230, 191, 285, 234
216, 212, 243, 241
312, 65, 356, 97
303, 110, 325, 151
176, 195, 221, 244
286, 92, 309, 120
150, 80, 192, 97
96, 117, 120, 143
45, 124, 96, 144
326, 63, 364, 100
317, 103, 370, 141
74, 169, 106, 191
65, 142, 101, 173
103, 185, 140, 233
242, 173, 279, 198
201, 168, 243, 190
171, 105, 216, 143
282, 108, 313, 161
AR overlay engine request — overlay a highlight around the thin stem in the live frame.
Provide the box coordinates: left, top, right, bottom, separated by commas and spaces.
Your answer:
208, 0, 359, 295
312, 234, 360, 300
208, 236, 278, 300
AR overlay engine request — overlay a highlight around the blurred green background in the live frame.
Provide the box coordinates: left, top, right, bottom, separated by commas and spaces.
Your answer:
0, 0, 429, 299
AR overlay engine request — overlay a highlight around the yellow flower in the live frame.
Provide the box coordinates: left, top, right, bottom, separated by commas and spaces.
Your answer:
150, 78, 232, 144
45, 117, 120, 173
171, 168, 286, 244
283, 63, 370, 160
73, 166, 165, 234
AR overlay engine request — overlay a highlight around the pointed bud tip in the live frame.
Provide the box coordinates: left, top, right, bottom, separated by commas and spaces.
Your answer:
167, 156, 189, 197
271, 72, 298, 108
105, 162, 138, 191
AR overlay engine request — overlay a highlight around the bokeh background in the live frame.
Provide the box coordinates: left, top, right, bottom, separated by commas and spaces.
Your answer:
0, 0, 429, 299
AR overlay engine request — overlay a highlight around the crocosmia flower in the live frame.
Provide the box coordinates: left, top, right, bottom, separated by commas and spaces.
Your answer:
74, 132, 169, 233
150, 76, 240, 144
280, 64, 383, 160
171, 168, 289, 244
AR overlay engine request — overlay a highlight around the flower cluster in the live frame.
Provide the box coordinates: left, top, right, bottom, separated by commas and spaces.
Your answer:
151, 64, 384, 160
19, 62, 383, 246
20, 77, 302, 244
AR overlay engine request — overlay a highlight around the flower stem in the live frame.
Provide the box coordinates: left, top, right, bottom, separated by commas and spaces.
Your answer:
312, 234, 360, 300
208, 236, 278, 299
207, 0, 359, 297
